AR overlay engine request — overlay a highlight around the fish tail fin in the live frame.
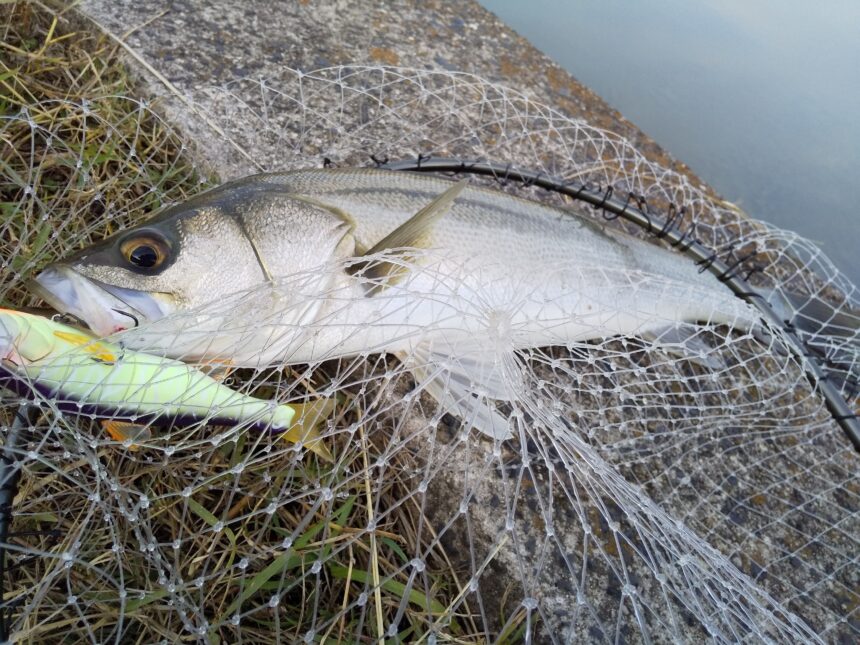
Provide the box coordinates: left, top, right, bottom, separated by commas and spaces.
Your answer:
280, 398, 336, 462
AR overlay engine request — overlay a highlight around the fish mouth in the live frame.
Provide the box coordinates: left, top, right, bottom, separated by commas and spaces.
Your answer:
27, 265, 174, 336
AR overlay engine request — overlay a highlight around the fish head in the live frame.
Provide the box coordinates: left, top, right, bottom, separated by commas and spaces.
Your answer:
28, 178, 355, 338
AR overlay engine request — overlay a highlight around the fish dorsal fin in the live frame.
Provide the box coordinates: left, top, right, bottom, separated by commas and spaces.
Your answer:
351, 179, 467, 295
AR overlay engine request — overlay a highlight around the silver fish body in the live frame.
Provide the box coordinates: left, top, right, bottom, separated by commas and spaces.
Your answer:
31, 169, 756, 438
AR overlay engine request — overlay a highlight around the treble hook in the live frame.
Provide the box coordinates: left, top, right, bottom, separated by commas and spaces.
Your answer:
111, 308, 139, 328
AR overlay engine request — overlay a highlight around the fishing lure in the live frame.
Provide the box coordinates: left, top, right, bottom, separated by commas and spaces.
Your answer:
0, 309, 333, 459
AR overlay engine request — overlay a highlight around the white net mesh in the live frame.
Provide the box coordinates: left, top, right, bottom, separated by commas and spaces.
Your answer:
1, 67, 858, 643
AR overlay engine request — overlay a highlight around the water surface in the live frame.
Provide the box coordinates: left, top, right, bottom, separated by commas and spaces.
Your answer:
481, 0, 859, 284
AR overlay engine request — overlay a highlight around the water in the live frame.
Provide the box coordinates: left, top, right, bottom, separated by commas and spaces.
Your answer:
480, 0, 859, 284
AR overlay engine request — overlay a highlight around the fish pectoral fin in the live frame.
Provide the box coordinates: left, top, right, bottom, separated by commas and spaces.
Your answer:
349, 179, 468, 295
101, 420, 151, 450
280, 398, 336, 462
364, 179, 467, 255
402, 343, 516, 442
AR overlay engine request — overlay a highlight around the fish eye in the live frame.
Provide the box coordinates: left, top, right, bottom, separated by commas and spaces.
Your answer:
120, 233, 169, 271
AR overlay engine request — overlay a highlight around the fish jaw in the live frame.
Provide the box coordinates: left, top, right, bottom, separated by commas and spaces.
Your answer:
28, 265, 175, 336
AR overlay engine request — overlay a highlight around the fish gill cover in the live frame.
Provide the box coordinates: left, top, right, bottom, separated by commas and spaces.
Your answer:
1, 11, 858, 645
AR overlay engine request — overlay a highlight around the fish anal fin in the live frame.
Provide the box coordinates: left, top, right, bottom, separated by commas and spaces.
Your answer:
280, 398, 336, 462
403, 343, 516, 442
350, 179, 468, 295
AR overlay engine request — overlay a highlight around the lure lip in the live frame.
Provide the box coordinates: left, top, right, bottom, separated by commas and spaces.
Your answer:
28, 265, 173, 336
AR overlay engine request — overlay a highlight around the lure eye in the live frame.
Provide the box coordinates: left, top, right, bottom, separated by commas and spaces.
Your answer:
120, 233, 169, 271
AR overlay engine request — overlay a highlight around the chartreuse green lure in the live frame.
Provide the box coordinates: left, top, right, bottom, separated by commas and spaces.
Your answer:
0, 309, 333, 459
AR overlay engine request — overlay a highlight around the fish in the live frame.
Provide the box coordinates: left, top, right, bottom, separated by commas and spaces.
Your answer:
0, 309, 334, 458
28, 168, 757, 440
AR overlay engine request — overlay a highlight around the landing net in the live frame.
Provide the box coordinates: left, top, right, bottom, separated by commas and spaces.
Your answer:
1, 66, 857, 643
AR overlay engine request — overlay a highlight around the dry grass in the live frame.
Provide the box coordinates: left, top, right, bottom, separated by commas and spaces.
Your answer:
0, 4, 519, 642
1, 1, 207, 307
